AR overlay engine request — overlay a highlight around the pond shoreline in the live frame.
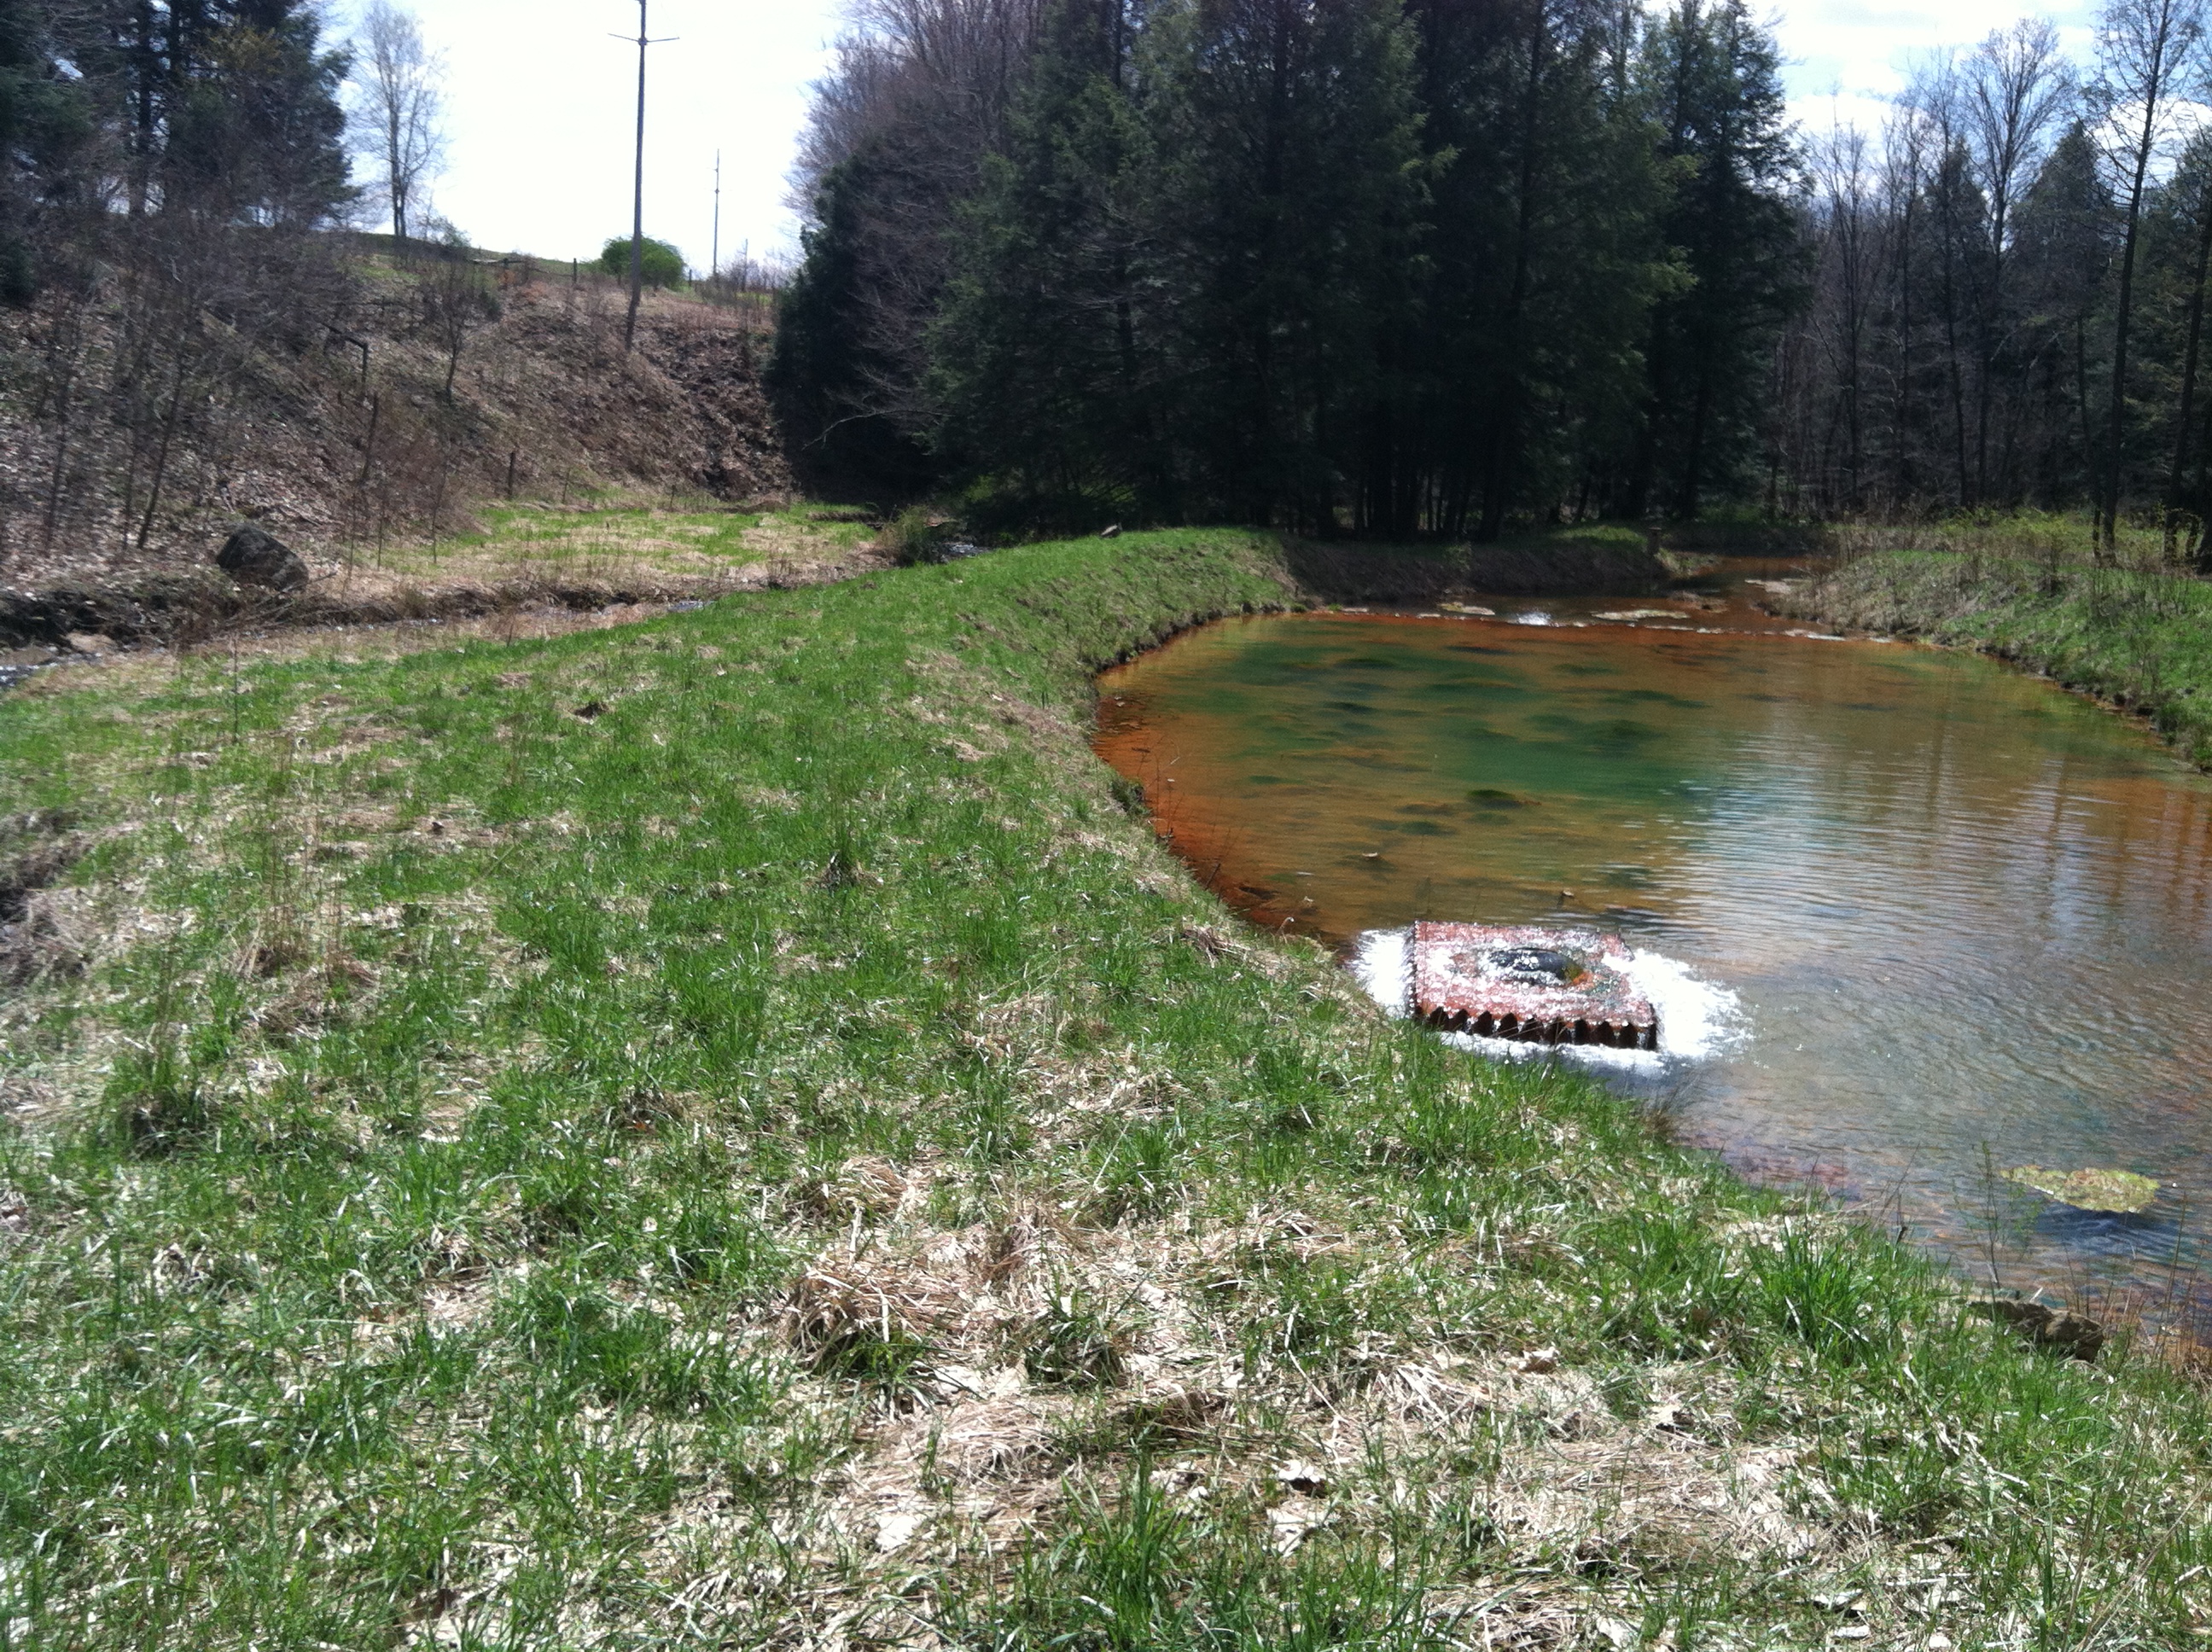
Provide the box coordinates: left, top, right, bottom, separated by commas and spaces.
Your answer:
1774, 550, 2212, 771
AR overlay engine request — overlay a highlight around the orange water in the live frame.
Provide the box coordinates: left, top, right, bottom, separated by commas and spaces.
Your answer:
1096, 574, 2212, 1313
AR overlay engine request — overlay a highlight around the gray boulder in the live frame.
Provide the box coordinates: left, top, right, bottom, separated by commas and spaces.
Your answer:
216, 524, 310, 592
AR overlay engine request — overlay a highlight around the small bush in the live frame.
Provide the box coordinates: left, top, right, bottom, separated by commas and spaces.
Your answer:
879, 505, 953, 566
596, 236, 685, 289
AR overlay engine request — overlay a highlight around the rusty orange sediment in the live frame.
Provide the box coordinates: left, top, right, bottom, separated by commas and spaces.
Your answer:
1411, 922, 1657, 1049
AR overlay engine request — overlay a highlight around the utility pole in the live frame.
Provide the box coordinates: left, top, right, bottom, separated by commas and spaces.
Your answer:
711, 150, 722, 293
615, 0, 676, 353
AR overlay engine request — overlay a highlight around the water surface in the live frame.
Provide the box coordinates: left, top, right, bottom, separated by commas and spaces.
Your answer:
1096, 584, 2212, 1309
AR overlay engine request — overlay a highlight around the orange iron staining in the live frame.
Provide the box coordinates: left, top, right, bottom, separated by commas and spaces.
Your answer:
1411, 922, 1656, 1049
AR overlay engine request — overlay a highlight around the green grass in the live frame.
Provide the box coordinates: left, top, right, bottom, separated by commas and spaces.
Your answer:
1787, 546, 2212, 769
1818, 508, 2182, 570
368, 501, 881, 585
1, 526, 2209, 1646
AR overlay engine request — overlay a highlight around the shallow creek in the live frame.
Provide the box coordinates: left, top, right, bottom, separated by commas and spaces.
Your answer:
1096, 565, 2212, 1312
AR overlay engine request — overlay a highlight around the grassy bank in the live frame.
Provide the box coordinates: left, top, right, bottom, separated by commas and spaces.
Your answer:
2, 527, 2209, 1647
0, 504, 886, 654
1781, 549, 2212, 770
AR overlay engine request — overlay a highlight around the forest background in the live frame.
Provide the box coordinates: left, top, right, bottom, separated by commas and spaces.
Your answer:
771, 0, 2212, 565
16, 0, 2212, 566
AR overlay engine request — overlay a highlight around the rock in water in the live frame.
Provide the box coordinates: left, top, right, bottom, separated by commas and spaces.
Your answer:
2001, 1164, 2159, 1213
216, 524, 309, 592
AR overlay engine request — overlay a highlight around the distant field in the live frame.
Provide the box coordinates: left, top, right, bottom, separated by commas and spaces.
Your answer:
351, 501, 882, 590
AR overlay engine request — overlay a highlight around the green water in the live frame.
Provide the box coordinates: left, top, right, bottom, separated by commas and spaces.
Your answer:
1097, 596, 2212, 1309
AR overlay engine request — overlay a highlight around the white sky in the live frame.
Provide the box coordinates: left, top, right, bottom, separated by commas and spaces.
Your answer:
1784, 0, 2098, 147
355, 1, 2106, 270
342, 0, 841, 271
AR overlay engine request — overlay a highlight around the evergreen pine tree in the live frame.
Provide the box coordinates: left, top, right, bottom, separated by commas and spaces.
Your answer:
928, 0, 1158, 525
160, 0, 354, 226
1630, 0, 1802, 519
0, 0, 97, 302
1138, 0, 1426, 526
2009, 121, 2116, 506
1406, 0, 1679, 538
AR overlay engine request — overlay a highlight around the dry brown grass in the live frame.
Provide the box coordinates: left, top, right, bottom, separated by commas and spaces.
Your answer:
1, 267, 794, 590
0, 511, 888, 692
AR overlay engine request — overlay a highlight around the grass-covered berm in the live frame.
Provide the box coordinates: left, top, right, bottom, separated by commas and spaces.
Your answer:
1779, 538, 2212, 771
1, 527, 2209, 1649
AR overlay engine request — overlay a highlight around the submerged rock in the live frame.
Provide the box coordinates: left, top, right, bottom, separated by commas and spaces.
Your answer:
2001, 1164, 2159, 1214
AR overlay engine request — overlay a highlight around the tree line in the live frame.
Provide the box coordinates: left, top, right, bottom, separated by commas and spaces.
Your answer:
1777, 7, 2212, 563
3, 0, 453, 288
1, 0, 358, 561
774, 0, 2212, 557
2, 0, 354, 294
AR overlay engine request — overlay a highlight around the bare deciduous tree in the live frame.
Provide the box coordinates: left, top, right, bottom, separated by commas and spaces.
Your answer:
1965, 20, 2070, 499
782, 0, 1044, 436
1809, 121, 1879, 511
2092, 0, 2204, 551
352, 0, 445, 241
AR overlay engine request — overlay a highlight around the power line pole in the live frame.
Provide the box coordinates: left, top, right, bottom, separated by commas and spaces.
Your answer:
615, 0, 676, 353
711, 149, 722, 292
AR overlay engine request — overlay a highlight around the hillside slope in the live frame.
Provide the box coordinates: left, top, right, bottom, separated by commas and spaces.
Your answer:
0, 246, 792, 591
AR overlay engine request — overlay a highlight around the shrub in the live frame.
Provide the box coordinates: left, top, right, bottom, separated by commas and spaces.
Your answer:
878, 504, 952, 566
596, 236, 684, 289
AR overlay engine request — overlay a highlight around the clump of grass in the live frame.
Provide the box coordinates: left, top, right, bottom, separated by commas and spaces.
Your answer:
1018, 1283, 1139, 1387
105, 1034, 212, 1151
938, 1464, 1434, 1652
785, 1259, 946, 1405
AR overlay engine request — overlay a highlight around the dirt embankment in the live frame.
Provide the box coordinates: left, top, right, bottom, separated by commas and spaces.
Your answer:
0, 255, 793, 599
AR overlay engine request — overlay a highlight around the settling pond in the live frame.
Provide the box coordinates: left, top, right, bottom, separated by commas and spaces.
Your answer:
1096, 567, 2212, 1312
